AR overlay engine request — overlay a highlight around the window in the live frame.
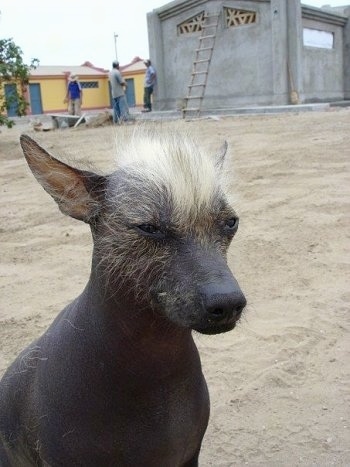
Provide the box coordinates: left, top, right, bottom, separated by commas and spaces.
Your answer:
224, 7, 257, 27
178, 11, 206, 35
80, 81, 99, 89
303, 28, 334, 49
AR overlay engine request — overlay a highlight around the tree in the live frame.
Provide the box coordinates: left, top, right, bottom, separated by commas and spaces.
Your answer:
0, 38, 39, 128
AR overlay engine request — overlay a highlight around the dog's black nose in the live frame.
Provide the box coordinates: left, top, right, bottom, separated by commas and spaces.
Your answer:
201, 281, 246, 324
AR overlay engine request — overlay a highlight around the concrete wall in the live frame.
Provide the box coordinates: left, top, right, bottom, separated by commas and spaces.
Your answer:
301, 7, 347, 103
147, 0, 349, 110
343, 7, 350, 99
206, 0, 282, 108
149, 0, 283, 110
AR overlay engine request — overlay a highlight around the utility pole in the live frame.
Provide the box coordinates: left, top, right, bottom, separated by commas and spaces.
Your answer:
114, 33, 118, 61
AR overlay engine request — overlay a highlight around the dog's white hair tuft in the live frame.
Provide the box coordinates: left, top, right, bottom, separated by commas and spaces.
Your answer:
114, 126, 223, 219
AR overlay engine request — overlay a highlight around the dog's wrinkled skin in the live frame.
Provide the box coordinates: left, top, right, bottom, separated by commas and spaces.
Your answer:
0, 130, 246, 466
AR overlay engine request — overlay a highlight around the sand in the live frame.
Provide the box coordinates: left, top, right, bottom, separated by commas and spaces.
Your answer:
0, 109, 349, 466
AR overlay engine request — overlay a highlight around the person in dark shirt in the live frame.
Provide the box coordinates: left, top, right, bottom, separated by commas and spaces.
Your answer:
65, 74, 83, 116
142, 59, 156, 112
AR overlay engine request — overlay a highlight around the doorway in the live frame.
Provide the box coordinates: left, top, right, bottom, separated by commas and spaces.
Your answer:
29, 83, 43, 114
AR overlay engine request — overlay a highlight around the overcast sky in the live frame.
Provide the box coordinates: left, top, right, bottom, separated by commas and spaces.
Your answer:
0, 0, 347, 70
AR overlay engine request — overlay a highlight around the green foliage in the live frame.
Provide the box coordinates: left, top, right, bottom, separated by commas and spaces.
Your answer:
0, 38, 39, 128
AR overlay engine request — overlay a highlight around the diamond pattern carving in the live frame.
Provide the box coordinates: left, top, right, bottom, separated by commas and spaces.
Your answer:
178, 11, 206, 34
224, 8, 257, 27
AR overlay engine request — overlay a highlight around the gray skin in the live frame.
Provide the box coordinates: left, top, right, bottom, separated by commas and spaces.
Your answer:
0, 135, 246, 466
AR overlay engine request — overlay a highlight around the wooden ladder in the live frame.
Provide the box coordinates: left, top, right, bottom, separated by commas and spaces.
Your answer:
182, 11, 220, 119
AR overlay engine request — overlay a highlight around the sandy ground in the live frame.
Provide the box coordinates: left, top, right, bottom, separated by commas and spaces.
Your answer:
0, 108, 349, 466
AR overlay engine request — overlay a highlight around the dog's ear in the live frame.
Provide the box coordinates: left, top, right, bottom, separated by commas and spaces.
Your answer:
20, 134, 106, 223
215, 141, 228, 170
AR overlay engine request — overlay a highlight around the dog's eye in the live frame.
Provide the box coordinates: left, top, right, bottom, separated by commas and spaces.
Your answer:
137, 224, 164, 238
224, 217, 239, 233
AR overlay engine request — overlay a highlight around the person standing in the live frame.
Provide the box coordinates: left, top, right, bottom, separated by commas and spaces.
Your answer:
65, 75, 83, 116
109, 61, 129, 123
142, 59, 156, 112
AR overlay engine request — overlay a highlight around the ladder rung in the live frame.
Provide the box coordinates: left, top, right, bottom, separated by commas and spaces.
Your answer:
193, 59, 210, 64
183, 108, 201, 112
192, 71, 208, 75
195, 47, 213, 52
199, 35, 215, 40
188, 83, 206, 88
202, 24, 218, 29
185, 96, 203, 100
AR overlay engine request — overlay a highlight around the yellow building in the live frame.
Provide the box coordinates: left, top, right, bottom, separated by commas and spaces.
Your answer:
2, 59, 147, 117
27, 62, 111, 115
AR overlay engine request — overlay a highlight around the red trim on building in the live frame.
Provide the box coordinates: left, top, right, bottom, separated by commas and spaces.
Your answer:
80, 61, 109, 73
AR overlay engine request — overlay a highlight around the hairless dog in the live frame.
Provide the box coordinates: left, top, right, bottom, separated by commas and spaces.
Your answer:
0, 129, 246, 466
